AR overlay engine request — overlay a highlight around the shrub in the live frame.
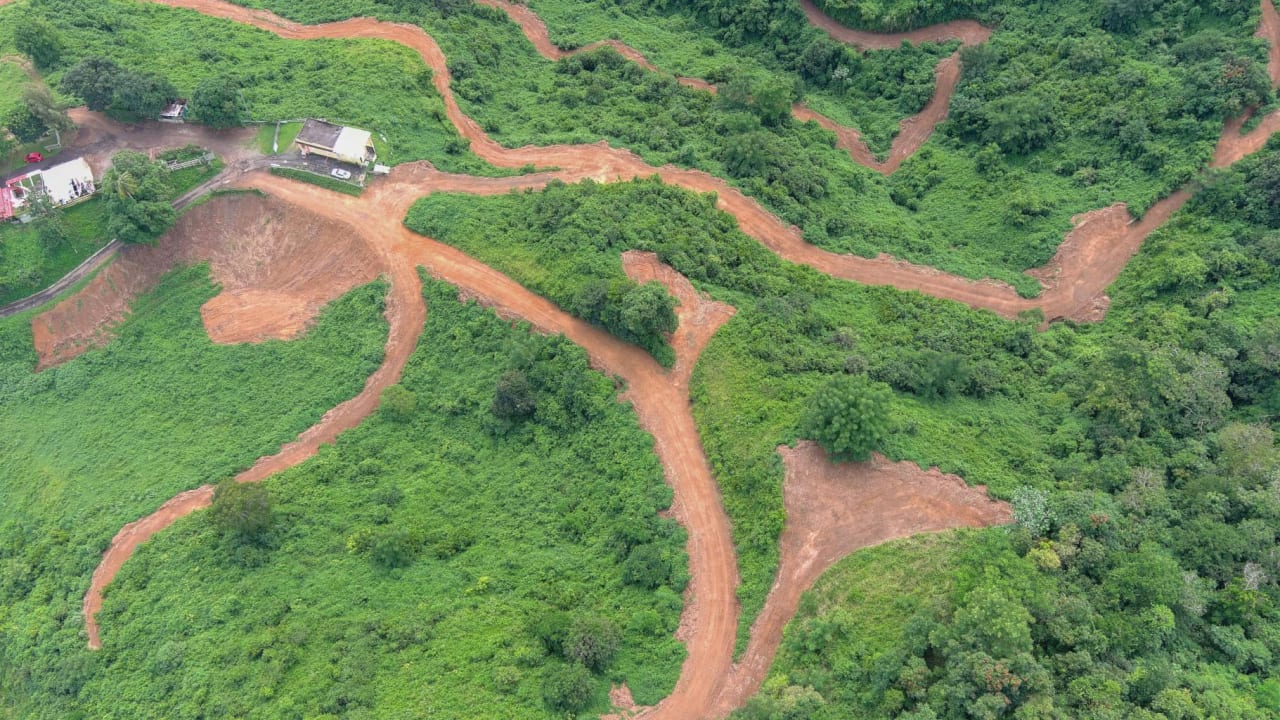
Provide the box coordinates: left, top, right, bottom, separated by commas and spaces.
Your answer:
801, 375, 892, 462
564, 614, 621, 672
379, 384, 417, 422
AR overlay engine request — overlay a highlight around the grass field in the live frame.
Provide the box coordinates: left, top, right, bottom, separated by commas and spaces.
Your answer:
2, 274, 686, 718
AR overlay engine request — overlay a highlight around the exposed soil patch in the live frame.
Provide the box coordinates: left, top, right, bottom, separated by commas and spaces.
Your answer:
33, 193, 382, 368
603, 683, 648, 720
708, 441, 1011, 717
622, 250, 736, 390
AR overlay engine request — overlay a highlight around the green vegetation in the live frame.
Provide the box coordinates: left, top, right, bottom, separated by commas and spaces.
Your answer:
0, 0, 497, 174
0, 59, 32, 122
60, 277, 686, 718
0, 199, 109, 304
0, 267, 391, 717
409, 162, 1280, 715
801, 374, 892, 461
206, 0, 1271, 291
728, 140, 1280, 717
101, 151, 178, 243
209, 478, 273, 541
407, 177, 1043, 647
269, 165, 364, 195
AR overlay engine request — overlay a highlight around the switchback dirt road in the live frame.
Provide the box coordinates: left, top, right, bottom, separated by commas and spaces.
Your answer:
68, 0, 1280, 717
477, 0, 990, 173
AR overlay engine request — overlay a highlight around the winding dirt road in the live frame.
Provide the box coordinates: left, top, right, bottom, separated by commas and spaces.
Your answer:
477, 0, 990, 172
66, 0, 1280, 717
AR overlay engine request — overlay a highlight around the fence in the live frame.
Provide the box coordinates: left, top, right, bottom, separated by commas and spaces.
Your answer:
163, 152, 216, 172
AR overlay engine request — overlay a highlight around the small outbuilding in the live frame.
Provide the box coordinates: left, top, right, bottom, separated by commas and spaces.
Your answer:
294, 119, 377, 166
159, 100, 188, 123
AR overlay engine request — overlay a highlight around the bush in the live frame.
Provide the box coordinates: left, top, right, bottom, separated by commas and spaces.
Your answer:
801, 375, 892, 462
379, 384, 417, 421
541, 663, 595, 712
564, 614, 621, 672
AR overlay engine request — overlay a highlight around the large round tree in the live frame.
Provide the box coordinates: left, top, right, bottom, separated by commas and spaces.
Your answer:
801, 375, 892, 461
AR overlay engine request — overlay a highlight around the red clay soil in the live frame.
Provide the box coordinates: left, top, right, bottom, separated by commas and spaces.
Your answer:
1260, 0, 1280, 90
32, 193, 382, 368
709, 442, 1011, 717
622, 250, 736, 391
77, 0, 1280, 716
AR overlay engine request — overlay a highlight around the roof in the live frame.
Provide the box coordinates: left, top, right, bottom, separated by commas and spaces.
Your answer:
332, 126, 373, 163
295, 119, 344, 151
39, 157, 95, 205
159, 101, 186, 118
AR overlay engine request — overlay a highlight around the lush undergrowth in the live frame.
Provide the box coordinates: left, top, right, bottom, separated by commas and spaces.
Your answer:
216, 0, 1268, 292
0, 199, 109, 304
407, 177, 1046, 649
1, 146, 223, 305
732, 144, 1280, 718
528, 0, 955, 156
0, 268, 389, 717
0, 0, 495, 174
79, 276, 686, 719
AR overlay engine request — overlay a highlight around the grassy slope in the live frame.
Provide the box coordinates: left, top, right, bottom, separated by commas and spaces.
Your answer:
0, 59, 30, 120
406, 178, 1045, 649
0, 268, 389, 718
67, 277, 685, 719
0, 153, 223, 306
0, 0, 494, 174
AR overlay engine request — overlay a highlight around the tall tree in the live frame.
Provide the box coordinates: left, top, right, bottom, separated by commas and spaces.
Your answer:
109, 71, 177, 121
12, 17, 63, 70
20, 85, 73, 146
60, 57, 122, 112
802, 375, 892, 461
100, 151, 176, 244
189, 77, 245, 128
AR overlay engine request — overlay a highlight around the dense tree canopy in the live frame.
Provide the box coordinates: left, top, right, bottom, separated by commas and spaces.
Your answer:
801, 375, 892, 461
100, 151, 176, 244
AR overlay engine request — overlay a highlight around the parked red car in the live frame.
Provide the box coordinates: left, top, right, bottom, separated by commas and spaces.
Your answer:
24, 152, 43, 164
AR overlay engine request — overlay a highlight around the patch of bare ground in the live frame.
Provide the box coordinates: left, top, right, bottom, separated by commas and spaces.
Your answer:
708, 441, 1012, 717
32, 192, 382, 368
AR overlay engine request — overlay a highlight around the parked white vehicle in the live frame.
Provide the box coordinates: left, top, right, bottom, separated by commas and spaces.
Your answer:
330, 168, 353, 180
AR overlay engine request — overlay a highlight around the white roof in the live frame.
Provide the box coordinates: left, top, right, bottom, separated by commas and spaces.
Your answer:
40, 157, 95, 205
332, 126, 372, 163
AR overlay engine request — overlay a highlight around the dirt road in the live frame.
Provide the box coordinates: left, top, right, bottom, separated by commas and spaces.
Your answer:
73, 0, 1280, 716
